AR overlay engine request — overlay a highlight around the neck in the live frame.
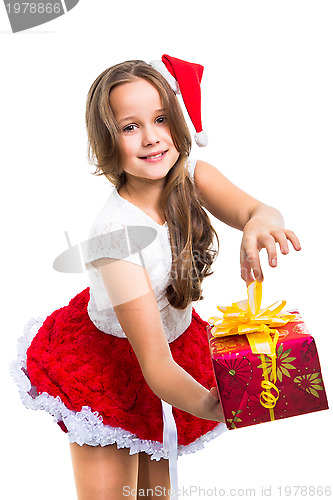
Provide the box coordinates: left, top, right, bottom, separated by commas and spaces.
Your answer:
124, 176, 166, 211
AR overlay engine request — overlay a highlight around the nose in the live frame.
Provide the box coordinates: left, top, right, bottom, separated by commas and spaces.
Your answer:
142, 124, 160, 147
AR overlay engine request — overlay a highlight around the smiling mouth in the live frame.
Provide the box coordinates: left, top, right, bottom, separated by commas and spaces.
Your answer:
139, 151, 167, 160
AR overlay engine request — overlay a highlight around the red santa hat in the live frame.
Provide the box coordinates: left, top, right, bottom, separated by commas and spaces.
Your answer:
150, 54, 208, 147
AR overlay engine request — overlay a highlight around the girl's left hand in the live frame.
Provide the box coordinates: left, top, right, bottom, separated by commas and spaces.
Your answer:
240, 219, 302, 286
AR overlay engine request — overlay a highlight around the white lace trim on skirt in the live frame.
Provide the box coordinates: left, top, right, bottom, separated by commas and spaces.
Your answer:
9, 317, 227, 461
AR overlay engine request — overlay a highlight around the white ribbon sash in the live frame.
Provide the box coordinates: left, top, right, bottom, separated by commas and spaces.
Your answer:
161, 400, 178, 500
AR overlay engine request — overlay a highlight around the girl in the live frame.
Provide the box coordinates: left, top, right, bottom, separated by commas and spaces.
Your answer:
10, 55, 301, 500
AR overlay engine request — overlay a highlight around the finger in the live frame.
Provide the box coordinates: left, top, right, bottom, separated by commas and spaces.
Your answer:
240, 248, 255, 285
210, 387, 219, 399
270, 229, 290, 255
284, 229, 302, 251
256, 233, 279, 267
242, 243, 264, 282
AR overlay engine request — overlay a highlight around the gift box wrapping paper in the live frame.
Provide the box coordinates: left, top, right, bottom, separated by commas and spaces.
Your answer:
208, 289, 329, 430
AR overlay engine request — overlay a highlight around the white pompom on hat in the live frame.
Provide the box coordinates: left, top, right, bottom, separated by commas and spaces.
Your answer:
151, 54, 208, 147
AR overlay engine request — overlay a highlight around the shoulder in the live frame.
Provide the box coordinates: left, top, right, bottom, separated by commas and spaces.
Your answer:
189, 160, 221, 205
192, 160, 218, 184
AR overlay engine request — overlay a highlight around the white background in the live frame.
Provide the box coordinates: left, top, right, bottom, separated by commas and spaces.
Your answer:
1, 0, 332, 498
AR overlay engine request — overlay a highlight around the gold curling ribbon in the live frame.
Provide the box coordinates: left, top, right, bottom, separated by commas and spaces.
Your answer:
208, 281, 296, 420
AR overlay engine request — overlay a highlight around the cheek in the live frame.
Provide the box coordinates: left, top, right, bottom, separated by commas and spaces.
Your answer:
165, 132, 178, 153
164, 127, 174, 143
119, 136, 138, 158
160, 128, 177, 152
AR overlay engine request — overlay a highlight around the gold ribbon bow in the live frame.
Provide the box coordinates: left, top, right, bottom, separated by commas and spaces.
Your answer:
208, 281, 296, 420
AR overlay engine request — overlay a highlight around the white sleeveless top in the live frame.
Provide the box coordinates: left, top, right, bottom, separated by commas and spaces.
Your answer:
82, 159, 197, 343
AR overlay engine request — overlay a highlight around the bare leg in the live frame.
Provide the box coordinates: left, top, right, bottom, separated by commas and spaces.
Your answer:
69, 442, 139, 500
136, 452, 170, 499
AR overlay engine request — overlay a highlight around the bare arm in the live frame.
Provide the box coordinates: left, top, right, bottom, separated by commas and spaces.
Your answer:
193, 160, 301, 284
193, 160, 264, 230
93, 258, 224, 422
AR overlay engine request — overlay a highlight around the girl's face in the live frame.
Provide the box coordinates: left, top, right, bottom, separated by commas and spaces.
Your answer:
110, 78, 180, 182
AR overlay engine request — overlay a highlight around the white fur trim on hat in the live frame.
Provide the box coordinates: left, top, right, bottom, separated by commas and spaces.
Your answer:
150, 59, 180, 94
194, 130, 208, 147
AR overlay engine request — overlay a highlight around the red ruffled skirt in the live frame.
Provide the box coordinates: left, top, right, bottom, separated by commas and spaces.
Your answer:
11, 288, 226, 459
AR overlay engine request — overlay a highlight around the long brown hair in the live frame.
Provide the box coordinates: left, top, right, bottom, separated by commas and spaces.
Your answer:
86, 60, 220, 309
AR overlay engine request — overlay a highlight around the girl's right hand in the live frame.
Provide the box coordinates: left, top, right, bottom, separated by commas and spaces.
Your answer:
199, 387, 226, 423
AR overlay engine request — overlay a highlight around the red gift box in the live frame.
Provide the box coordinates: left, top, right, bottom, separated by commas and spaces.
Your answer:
207, 283, 329, 430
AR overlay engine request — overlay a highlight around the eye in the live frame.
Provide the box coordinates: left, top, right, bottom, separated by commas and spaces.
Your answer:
156, 115, 167, 124
122, 124, 138, 133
